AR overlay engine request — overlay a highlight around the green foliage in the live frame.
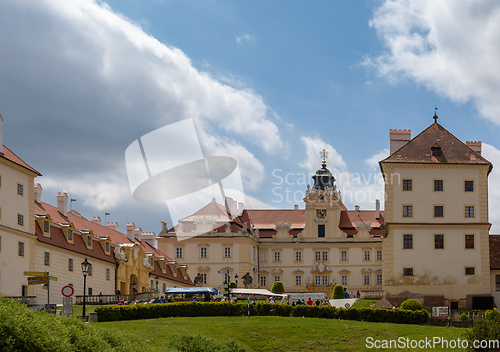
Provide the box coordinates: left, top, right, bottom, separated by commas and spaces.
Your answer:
0, 298, 159, 352
228, 282, 237, 289
485, 308, 500, 322
333, 284, 344, 299
163, 333, 246, 352
399, 299, 423, 311
460, 312, 469, 322
270, 281, 284, 293
463, 321, 500, 351
95, 301, 429, 324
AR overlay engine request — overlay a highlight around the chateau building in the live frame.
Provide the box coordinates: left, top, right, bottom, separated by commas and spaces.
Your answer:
158, 116, 498, 307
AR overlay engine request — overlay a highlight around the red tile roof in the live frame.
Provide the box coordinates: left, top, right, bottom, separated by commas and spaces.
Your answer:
150, 260, 193, 285
381, 122, 492, 173
1, 145, 41, 175
246, 209, 305, 230
35, 221, 115, 264
178, 199, 231, 223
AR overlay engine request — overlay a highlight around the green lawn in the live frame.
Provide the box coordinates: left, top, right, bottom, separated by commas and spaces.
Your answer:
98, 316, 468, 352
352, 299, 379, 308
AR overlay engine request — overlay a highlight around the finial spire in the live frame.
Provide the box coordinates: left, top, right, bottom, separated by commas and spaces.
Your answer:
433, 105, 438, 123
320, 149, 328, 165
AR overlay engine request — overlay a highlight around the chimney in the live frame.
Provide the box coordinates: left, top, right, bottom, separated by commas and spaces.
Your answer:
92, 217, 102, 225
106, 222, 119, 232
34, 183, 42, 203
390, 129, 411, 155
126, 222, 135, 241
466, 141, 482, 155
294, 205, 299, 210
57, 193, 68, 216
0, 114, 3, 154
141, 232, 156, 247
237, 202, 245, 216
134, 227, 142, 242
376, 199, 380, 220
355, 205, 360, 212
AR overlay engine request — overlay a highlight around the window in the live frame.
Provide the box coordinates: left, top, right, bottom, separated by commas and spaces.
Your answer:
402, 179, 412, 191
44, 221, 50, 233
44, 252, 50, 266
295, 251, 302, 262
465, 181, 474, 192
315, 251, 321, 261
200, 247, 207, 258
18, 214, 24, 226
364, 250, 370, 261
260, 251, 267, 262
163, 283, 166, 292
88, 265, 92, 276
260, 276, 267, 287
87, 236, 92, 247
274, 251, 281, 262
105, 242, 109, 252
364, 275, 370, 285
341, 275, 348, 286
318, 224, 325, 238
403, 268, 414, 276
434, 205, 444, 217
67, 229, 73, 241
341, 250, 347, 261
322, 275, 328, 285
403, 205, 413, 217
176, 247, 183, 258
496, 275, 500, 291
322, 251, 328, 261
162, 262, 166, 271
224, 247, 231, 258
465, 206, 475, 218
68, 258, 73, 271
274, 275, 280, 282
315, 275, 321, 285
465, 235, 475, 249
17, 183, 23, 195
377, 274, 383, 285
403, 234, 413, 249
200, 273, 207, 284
295, 275, 302, 286
88, 288, 92, 296
434, 234, 444, 249
465, 267, 475, 275
434, 180, 443, 191
376, 250, 382, 261
18, 242, 24, 257
106, 268, 110, 281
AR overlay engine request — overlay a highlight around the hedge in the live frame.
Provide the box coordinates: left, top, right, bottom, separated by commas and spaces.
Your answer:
95, 302, 429, 325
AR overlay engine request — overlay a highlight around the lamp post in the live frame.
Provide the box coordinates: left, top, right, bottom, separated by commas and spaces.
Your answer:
81, 258, 92, 319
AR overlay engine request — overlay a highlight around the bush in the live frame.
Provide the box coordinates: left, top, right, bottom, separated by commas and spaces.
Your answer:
333, 284, 345, 299
463, 321, 500, 351
271, 281, 284, 293
228, 282, 237, 289
485, 308, 500, 322
400, 299, 423, 311
460, 312, 469, 322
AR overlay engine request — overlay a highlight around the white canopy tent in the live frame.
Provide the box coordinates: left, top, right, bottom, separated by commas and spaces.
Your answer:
229, 288, 288, 299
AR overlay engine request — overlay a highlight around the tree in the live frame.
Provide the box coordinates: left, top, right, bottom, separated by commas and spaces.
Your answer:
400, 299, 423, 311
333, 284, 344, 299
229, 281, 237, 289
271, 281, 285, 293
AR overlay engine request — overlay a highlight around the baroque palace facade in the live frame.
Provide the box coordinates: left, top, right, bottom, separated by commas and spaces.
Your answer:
0, 115, 192, 306
158, 116, 500, 308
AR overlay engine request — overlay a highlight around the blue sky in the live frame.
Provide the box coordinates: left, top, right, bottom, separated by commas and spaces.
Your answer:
1, 0, 500, 233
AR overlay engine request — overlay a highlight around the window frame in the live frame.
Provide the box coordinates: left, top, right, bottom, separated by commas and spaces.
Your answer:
17, 214, 24, 226
434, 234, 444, 249
465, 205, 475, 218
434, 179, 444, 192
273, 251, 281, 262
317, 224, 325, 238
465, 180, 474, 192
200, 247, 207, 258
402, 179, 413, 191
18, 241, 25, 257
465, 234, 475, 249
295, 251, 302, 262
376, 250, 382, 261
17, 183, 24, 196
403, 205, 413, 218
176, 247, 183, 259
44, 252, 50, 266
434, 205, 444, 218
295, 275, 302, 286
403, 234, 413, 249
465, 267, 475, 276
403, 267, 414, 276
224, 246, 231, 258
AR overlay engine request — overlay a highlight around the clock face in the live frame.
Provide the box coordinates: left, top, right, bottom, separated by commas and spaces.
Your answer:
316, 209, 327, 219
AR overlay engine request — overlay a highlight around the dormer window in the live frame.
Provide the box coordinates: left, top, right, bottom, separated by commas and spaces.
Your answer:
44, 221, 50, 233
87, 236, 92, 248
431, 143, 442, 156
105, 242, 109, 252
68, 229, 73, 241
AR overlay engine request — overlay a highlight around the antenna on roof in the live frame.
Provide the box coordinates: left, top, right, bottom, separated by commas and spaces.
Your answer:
105, 212, 110, 224
70, 198, 77, 211
433, 106, 438, 123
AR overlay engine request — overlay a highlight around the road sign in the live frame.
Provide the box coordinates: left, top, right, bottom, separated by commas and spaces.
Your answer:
219, 285, 228, 288
218, 270, 228, 274
220, 291, 229, 294
28, 276, 47, 282
28, 279, 48, 285
63, 297, 73, 315
49, 276, 58, 281
24, 271, 48, 276
62, 285, 74, 297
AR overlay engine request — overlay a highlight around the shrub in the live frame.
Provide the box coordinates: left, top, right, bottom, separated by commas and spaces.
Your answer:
400, 299, 423, 311
485, 308, 500, 322
228, 282, 237, 289
463, 321, 500, 351
271, 281, 284, 293
333, 284, 344, 299
460, 312, 469, 322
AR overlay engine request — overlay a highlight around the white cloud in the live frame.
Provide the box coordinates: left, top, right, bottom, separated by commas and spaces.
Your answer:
299, 136, 385, 210
365, 148, 390, 170
366, 0, 500, 124
236, 34, 254, 45
483, 143, 500, 234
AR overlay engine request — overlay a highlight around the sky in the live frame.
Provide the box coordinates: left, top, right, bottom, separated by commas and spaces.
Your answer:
1, 0, 500, 234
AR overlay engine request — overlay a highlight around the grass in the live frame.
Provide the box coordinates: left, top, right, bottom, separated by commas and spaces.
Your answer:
352, 299, 379, 308
98, 316, 468, 352
56, 304, 99, 317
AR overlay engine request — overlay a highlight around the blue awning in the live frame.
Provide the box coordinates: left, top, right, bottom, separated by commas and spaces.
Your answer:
164, 287, 218, 295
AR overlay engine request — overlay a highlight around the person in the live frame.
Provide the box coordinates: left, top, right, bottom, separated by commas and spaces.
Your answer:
117, 300, 124, 305
269, 298, 275, 304
306, 297, 313, 306
356, 290, 360, 298
315, 299, 321, 306
343, 290, 348, 299
193, 297, 197, 302
292, 301, 296, 306
300, 299, 306, 305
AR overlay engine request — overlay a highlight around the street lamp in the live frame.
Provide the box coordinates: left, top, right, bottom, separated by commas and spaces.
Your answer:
81, 258, 92, 319
234, 274, 239, 287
